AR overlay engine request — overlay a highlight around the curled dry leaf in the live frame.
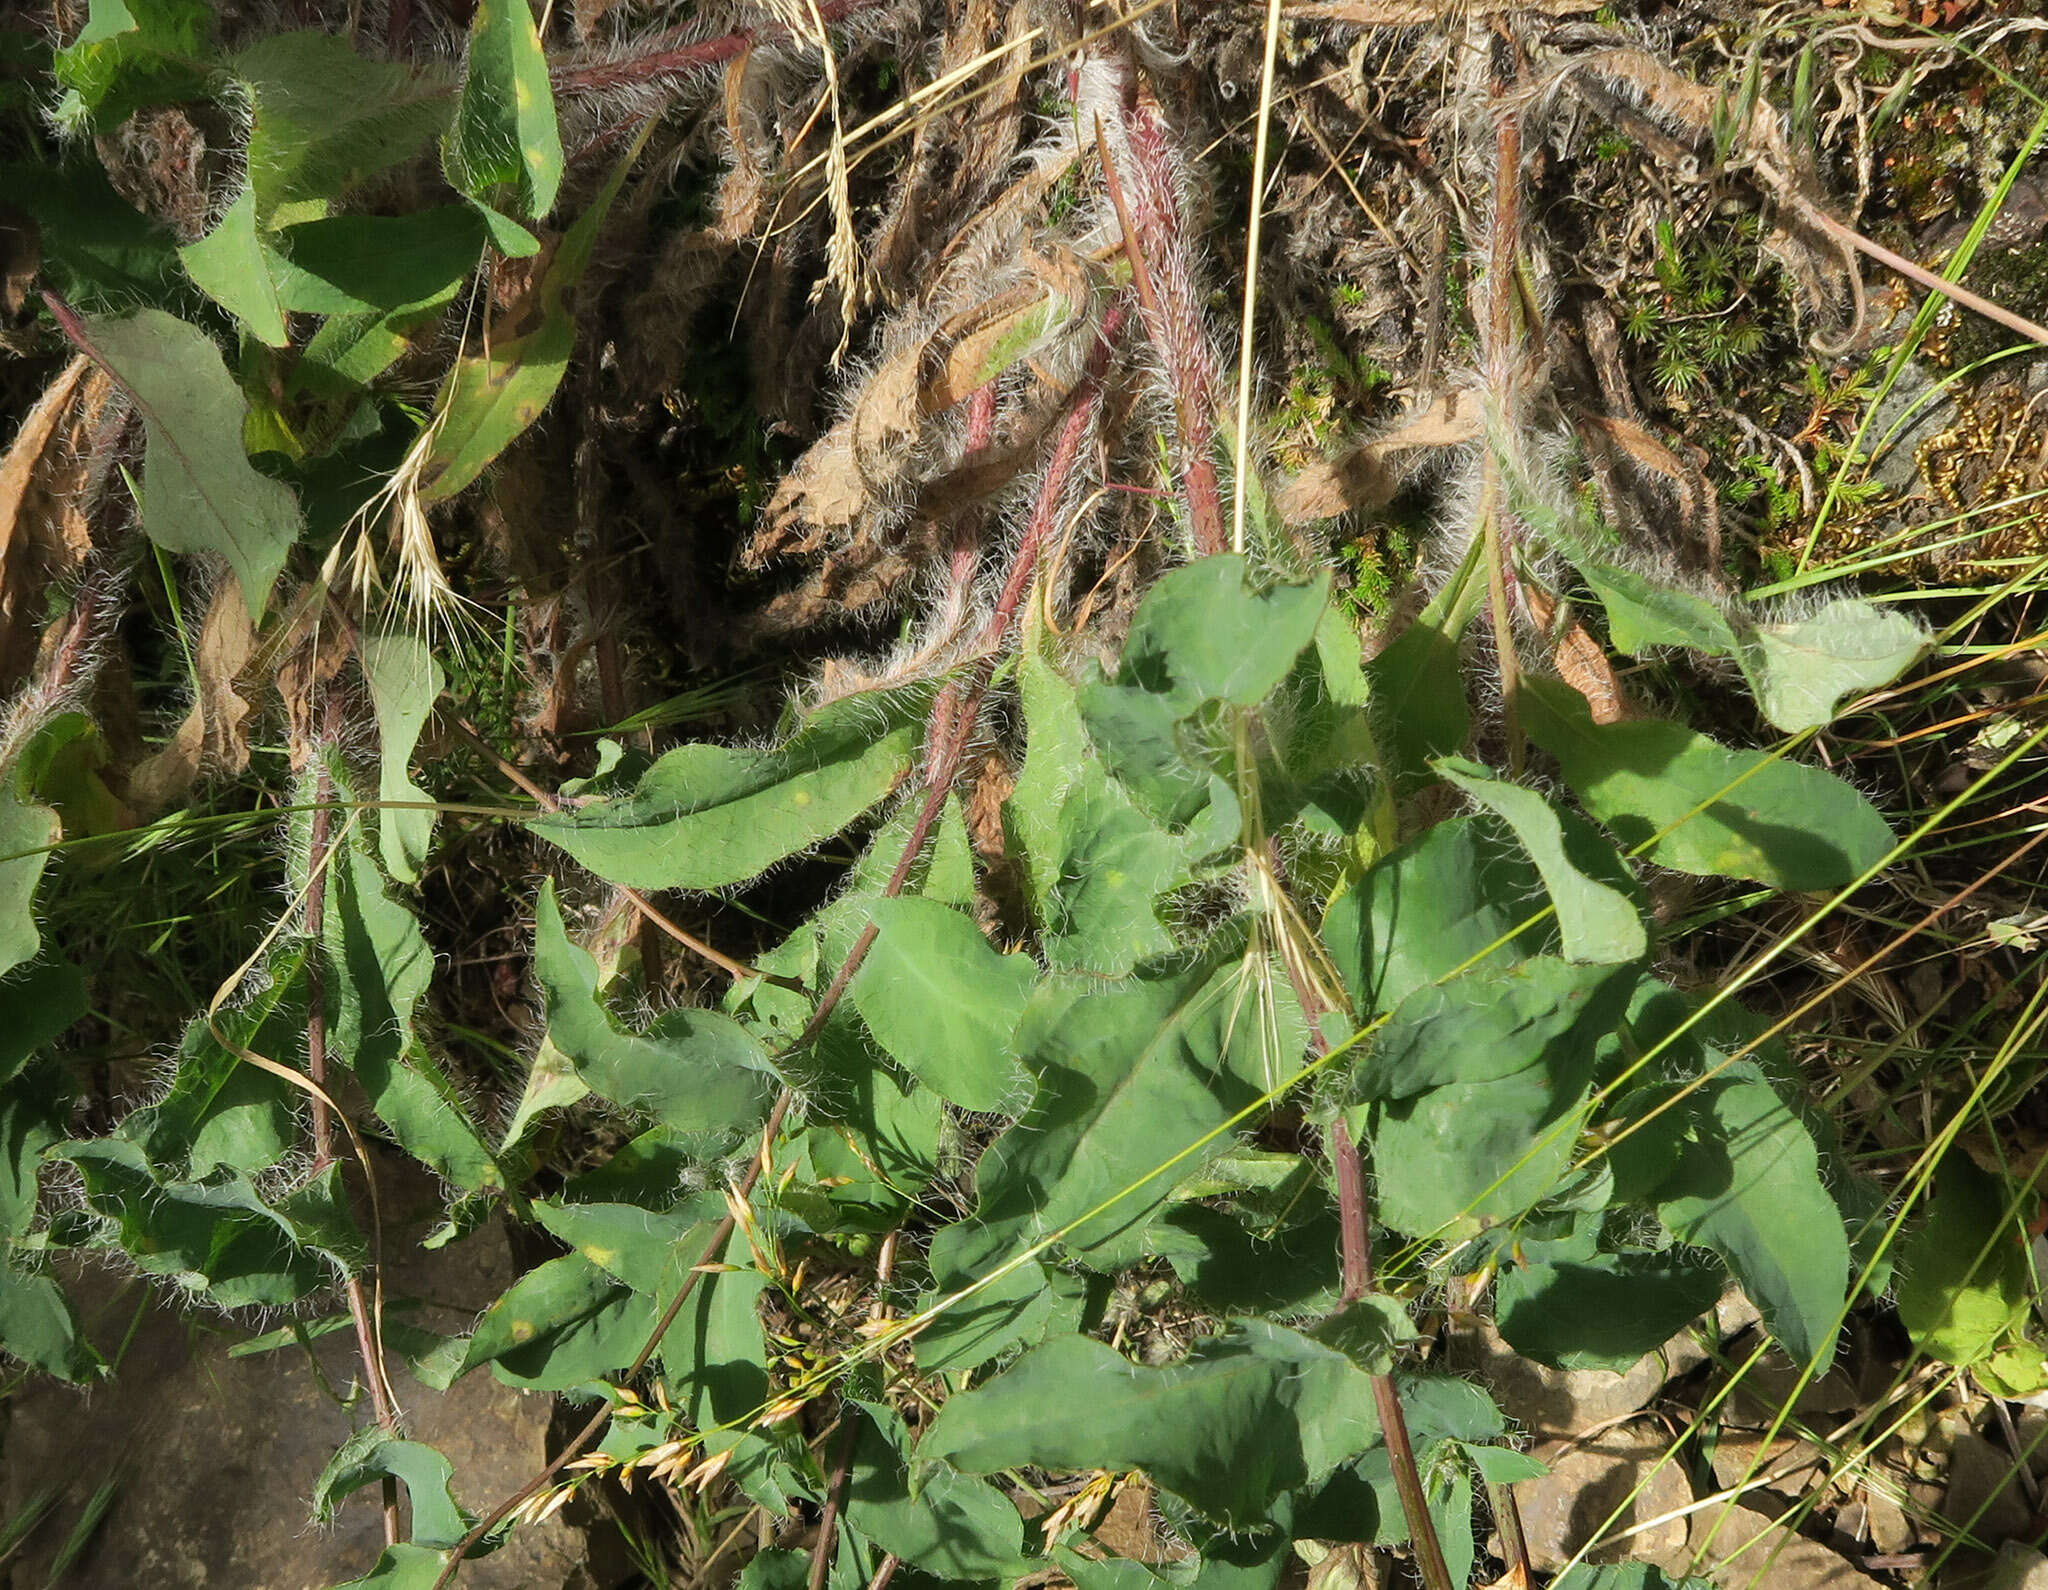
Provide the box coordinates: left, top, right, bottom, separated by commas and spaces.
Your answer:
1525, 582, 1629, 726
0, 357, 112, 692
127, 577, 260, 812
1274, 388, 1480, 524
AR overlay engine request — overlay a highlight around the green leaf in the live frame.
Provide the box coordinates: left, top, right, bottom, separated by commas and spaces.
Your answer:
1653, 1061, 1847, 1367
56, 1138, 360, 1305
137, 951, 306, 1176
323, 830, 502, 1191
52, 0, 211, 128
1322, 814, 1547, 1019
0, 957, 88, 1086
1576, 560, 1740, 657
530, 694, 919, 891
1367, 620, 1470, 792
416, 123, 642, 504
0, 783, 61, 979
533, 881, 775, 1135
273, 207, 487, 317
1079, 555, 1328, 825
456, 1250, 653, 1388
533, 1193, 722, 1298
0, 1266, 98, 1382
1741, 598, 1926, 734
946, 943, 1302, 1278
1008, 633, 1186, 975
313, 1430, 469, 1549
1494, 1252, 1723, 1372
919, 1320, 1382, 1526
1522, 674, 1892, 890
846, 1401, 1030, 1581
230, 32, 453, 226
178, 188, 288, 346
1350, 1042, 1603, 1240
850, 896, 1034, 1112
1433, 755, 1646, 964
359, 632, 444, 884
1349, 956, 1630, 1102
71, 308, 301, 620
444, 0, 563, 220
333, 1544, 454, 1589
1575, 560, 1923, 734
0, 158, 178, 309
1896, 1149, 2034, 1371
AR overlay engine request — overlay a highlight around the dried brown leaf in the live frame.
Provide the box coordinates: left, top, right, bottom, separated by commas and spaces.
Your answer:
0, 357, 109, 690
1275, 389, 1480, 523
128, 576, 260, 810
1526, 583, 1629, 726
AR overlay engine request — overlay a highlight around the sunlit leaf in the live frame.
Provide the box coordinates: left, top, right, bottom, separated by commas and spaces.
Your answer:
1522, 675, 1892, 890
444, 0, 562, 220
851, 896, 1034, 1112
69, 307, 301, 620
919, 1321, 1382, 1526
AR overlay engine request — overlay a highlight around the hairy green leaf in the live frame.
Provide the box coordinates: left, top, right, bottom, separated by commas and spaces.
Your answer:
444, 0, 562, 220
0, 782, 60, 980
416, 123, 640, 504
334, 1543, 455, 1589
457, 1250, 652, 1388
138, 951, 307, 1177
72, 308, 302, 619
1576, 561, 1923, 733
0, 957, 87, 1088
1494, 1252, 1723, 1372
1742, 598, 1926, 733
945, 943, 1301, 1279
230, 32, 452, 227
1522, 675, 1892, 890
1352, 956, 1627, 1101
178, 188, 287, 346
1654, 1061, 1847, 1367
533, 881, 774, 1134
1896, 1149, 2034, 1371
1009, 634, 1186, 974
1434, 755, 1646, 964
530, 696, 918, 891
324, 833, 501, 1190
273, 206, 486, 319
1322, 814, 1547, 1019
0, 1266, 98, 1382
313, 1430, 468, 1549
847, 1401, 1029, 1581
850, 896, 1034, 1112
57, 1138, 360, 1305
920, 1321, 1382, 1525
359, 633, 444, 884
1080, 555, 1328, 824
52, 0, 211, 128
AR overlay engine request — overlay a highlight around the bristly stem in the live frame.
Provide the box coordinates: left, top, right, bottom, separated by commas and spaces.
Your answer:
550, 0, 888, 95
305, 686, 403, 1547
1480, 109, 1526, 775
1099, 97, 1226, 557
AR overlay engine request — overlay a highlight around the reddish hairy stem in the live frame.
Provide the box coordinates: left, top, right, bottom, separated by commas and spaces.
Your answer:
550, 0, 885, 95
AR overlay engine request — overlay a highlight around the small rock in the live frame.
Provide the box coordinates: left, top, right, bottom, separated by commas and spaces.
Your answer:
1863, 1488, 1918, 1556
1707, 1431, 1826, 1506
1985, 1542, 2048, 1590
1515, 1421, 1694, 1574
0, 1187, 589, 1589
1456, 1285, 1761, 1440
1944, 1433, 2036, 1548
1688, 1502, 1888, 1588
